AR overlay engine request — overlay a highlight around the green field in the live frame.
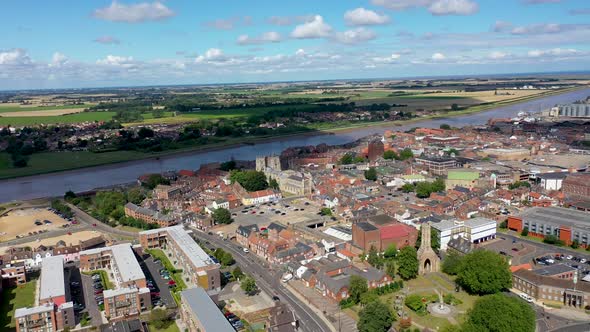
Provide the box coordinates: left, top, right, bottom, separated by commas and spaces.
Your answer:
0, 111, 116, 126
0, 104, 90, 113
148, 322, 181, 332
0, 281, 37, 331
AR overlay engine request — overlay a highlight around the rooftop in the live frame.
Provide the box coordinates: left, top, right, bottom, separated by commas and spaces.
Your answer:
534, 263, 576, 277
14, 304, 53, 318
81, 244, 145, 284
39, 255, 65, 301
518, 207, 590, 231
181, 287, 235, 332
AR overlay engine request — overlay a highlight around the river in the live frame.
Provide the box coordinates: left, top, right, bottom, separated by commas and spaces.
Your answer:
1, 87, 589, 203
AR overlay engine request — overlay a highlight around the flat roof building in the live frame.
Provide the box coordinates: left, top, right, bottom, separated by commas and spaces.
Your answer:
180, 287, 234, 332
80, 244, 147, 289
39, 255, 66, 306
139, 226, 221, 291
432, 217, 497, 250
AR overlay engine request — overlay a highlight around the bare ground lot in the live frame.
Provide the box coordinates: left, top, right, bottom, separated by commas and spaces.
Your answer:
0, 208, 69, 242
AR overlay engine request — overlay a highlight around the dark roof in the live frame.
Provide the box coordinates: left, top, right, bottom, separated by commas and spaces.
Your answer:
268, 222, 287, 232
538, 172, 569, 180
268, 303, 297, 332
513, 268, 590, 293
355, 222, 378, 232
368, 214, 395, 226
534, 263, 576, 277
447, 237, 473, 255
236, 225, 259, 237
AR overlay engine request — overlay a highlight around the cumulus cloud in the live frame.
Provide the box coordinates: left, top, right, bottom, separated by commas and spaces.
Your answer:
491, 20, 512, 32
237, 32, 282, 45
0, 49, 32, 65
428, 0, 479, 16
93, 1, 175, 23
291, 15, 332, 39
527, 48, 579, 57
50, 52, 68, 67
195, 48, 227, 63
333, 28, 377, 44
511, 23, 563, 35
431, 52, 446, 60
372, 53, 402, 64
344, 8, 390, 26
295, 49, 306, 57
371, 0, 432, 10
94, 36, 121, 44
96, 55, 136, 67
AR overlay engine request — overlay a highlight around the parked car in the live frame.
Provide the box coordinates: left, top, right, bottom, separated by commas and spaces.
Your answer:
243, 247, 249, 253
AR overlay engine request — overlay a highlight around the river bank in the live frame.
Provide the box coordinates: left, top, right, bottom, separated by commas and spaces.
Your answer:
1, 86, 586, 181
1, 85, 589, 203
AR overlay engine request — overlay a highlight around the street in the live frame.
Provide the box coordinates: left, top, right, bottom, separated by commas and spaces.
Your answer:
192, 229, 334, 332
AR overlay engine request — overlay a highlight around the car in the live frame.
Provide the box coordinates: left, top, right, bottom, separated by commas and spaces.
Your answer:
153, 259, 161, 264
92, 274, 101, 280
519, 293, 534, 303
512, 248, 519, 252
97, 301, 104, 306
226, 314, 236, 320
229, 317, 240, 323
243, 247, 249, 253
581, 259, 587, 264
168, 280, 176, 285
565, 255, 573, 260
304, 202, 310, 205
259, 211, 265, 214
92, 223, 97, 227
151, 292, 160, 297
545, 258, 555, 264
272, 296, 280, 301
95, 289, 103, 295
232, 321, 244, 329
71, 281, 80, 286
281, 213, 286, 215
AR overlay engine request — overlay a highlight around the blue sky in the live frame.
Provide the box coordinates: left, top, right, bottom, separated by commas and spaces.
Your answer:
1, 0, 590, 89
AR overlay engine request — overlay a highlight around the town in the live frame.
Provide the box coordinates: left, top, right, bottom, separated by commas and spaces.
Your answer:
2, 98, 590, 332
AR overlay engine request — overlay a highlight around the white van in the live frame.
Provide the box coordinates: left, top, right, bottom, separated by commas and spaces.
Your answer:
519, 293, 534, 303
281, 273, 293, 283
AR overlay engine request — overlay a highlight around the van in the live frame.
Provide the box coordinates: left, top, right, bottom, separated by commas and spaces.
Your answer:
281, 273, 293, 283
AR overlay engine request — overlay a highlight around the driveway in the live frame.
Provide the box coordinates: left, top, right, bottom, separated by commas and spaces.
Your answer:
80, 274, 102, 327
139, 255, 176, 309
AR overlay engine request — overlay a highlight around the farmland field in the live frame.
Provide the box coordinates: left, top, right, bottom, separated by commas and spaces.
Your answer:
0, 111, 116, 126
0, 104, 90, 113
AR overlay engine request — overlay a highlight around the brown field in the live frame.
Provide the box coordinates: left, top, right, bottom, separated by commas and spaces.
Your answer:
0, 108, 86, 117
0, 230, 104, 254
0, 208, 69, 242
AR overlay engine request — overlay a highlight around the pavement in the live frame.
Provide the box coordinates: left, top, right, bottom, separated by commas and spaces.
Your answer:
191, 228, 334, 332
80, 273, 103, 327
139, 254, 176, 309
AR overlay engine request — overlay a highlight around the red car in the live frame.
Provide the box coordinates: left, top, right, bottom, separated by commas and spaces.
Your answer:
151, 292, 160, 296
224, 312, 234, 317
72, 220, 78, 224
168, 280, 176, 285
94, 290, 103, 295
92, 223, 97, 227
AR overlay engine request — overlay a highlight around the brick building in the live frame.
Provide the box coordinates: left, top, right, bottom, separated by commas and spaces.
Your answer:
124, 203, 177, 227
367, 139, 384, 162
513, 268, 590, 308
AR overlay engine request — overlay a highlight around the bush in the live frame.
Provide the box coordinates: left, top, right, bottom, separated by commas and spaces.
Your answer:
405, 294, 427, 315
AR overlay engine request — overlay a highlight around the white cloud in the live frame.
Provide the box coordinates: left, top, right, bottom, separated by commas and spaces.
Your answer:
371, 0, 432, 10
93, 1, 175, 23
428, 0, 479, 16
291, 15, 332, 39
94, 36, 121, 45
96, 55, 135, 67
333, 28, 377, 44
50, 52, 68, 67
528, 48, 579, 57
344, 8, 390, 26
432, 52, 446, 60
295, 49, 306, 57
204, 16, 251, 30
491, 20, 512, 32
488, 51, 508, 59
237, 32, 282, 45
523, 0, 563, 4
372, 53, 402, 63
0, 48, 32, 65
511, 23, 562, 35
195, 48, 226, 63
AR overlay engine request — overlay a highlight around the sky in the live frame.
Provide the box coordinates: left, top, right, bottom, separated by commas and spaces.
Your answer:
1, 0, 590, 90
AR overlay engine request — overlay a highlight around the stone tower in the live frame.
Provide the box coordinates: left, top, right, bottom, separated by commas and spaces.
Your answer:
417, 223, 440, 275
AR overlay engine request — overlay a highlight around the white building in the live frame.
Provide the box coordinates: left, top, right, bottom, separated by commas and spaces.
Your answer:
537, 172, 568, 191
432, 218, 497, 250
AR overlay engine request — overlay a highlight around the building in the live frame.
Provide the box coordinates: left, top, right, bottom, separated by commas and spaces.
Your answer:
1, 262, 26, 287
431, 218, 497, 250
513, 268, 590, 308
562, 173, 590, 199
153, 185, 182, 200
507, 207, 590, 246
278, 172, 313, 196
478, 148, 530, 161
124, 203, 177, 227
415, 157, 461, 176
179, 287, 235, 332
445, 169, 480, 189
103, 287, 151, 322
15, 255, 75, 332
139, 226, 221, 291
352, 219, 417, 251
79, 244, 147, 289
534, 264, 577, 280
417, 223, 440, 275
352, 222, 380, 251
537, 172, 568, 191
256, 155, 281, 172
242, 189, 282, 205
267, 303, 298, 332
556, 103, 590, 118
367, 139, 384, 162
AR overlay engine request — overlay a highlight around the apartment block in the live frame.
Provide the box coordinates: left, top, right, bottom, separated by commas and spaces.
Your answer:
104, 287, 151, 322
139, 226, 221, 291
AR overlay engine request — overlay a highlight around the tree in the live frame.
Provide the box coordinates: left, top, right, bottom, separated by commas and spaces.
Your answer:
462, 294, 535, 332
269, 178, 280, 190
143, 174, 170, 189
383, 150, 398, 160
219, 160, 236, 171
241, 276, 257, 294
364, 167, 378, 181
149, 308, 172, 329
349, 275, 368, 304
456, 250, 512, 295
440, 123, 451, 130
383, 243, 397, 259
571, 240, 580, 249
360, 292, 379, 306
320, 208, 332, 216
357, 300, 394, 332
397, 246, 419, 280
451, 103, 460, 111
401, 183, 415, 193
339, 153, 355, 165
543, 235, 564, 246
229, 170, 269, 192
385, 261, 396, 278
398, 148, 414, 160
416, 182, 433, 198
521, 227, 529, 237
212, 208, 233, 225
126, 188, 145, 205
214, 248, 235, 266
137, 127, 154, 138
64, 190, 77, 201
442, 251, 462, 275
367, 246, 383, 269
232, 266, 244, 280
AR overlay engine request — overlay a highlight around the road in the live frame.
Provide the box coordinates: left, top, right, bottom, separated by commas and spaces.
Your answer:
67, 203, 138, 238
191, 229, 333, 332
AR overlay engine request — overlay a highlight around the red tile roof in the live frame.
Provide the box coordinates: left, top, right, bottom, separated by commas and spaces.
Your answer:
379, 223, 416, 240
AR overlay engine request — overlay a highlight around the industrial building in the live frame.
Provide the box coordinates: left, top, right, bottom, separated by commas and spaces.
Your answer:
431, 217, 497, 250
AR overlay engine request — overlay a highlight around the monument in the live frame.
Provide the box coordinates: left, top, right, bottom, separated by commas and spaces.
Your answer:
417, 223, 440, 275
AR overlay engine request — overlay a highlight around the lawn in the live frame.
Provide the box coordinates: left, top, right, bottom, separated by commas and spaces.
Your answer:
0, 280, 37, 330
0, 104, 91, 113
148, 322, 181, 332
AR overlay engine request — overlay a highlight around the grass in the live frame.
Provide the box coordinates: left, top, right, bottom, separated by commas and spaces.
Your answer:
0, 111, 116, 126
116, 225, 144, 233
0, 280, 37, 330
148, 322, 181, 332
0, 104, 91, 113
80, 312, 91, 327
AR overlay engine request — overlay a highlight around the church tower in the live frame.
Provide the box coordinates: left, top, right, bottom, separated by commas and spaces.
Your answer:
417, 223, 441, 275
